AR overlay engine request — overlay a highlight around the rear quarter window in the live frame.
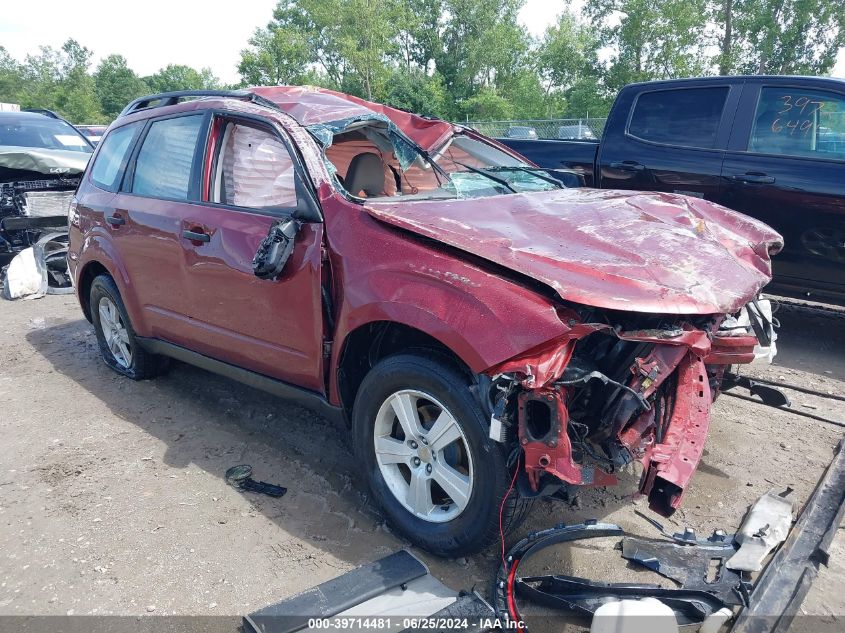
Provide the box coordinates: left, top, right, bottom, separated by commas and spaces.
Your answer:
628, 87, 729, 149
750, 87, 845, 161
90, 122, 142, 192
131, 115, 204, 200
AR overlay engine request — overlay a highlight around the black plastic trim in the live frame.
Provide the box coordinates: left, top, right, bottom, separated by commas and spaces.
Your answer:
731, 439, 845, 633
243, 550, 428, 633
136, 337, 344, 424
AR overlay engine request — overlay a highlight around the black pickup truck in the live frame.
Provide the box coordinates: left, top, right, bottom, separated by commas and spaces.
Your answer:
500, 76, 845, 305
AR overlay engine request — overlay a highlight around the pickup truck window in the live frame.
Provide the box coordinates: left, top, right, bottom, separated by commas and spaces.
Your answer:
628, 87, 728, 149
750, 87, 845, 161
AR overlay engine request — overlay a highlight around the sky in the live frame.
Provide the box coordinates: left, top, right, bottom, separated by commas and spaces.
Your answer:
1, 0, 843, 84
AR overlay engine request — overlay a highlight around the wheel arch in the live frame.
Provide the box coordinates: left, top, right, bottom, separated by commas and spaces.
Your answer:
77, 260, 112, 322
335, 319, 477, 422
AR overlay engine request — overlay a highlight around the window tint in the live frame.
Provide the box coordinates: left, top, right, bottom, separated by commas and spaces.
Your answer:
628, 87, 729, 149
750, 87, 845, 161
90, 122, 141, 192
213, 123, 297, 208
132, 115, 204, 200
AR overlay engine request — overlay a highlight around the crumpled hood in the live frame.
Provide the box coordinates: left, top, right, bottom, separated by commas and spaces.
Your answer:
0, 146, 89, 177
365, 188, 783, 314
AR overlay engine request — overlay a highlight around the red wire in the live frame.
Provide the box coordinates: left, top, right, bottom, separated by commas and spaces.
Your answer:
499, 453, 521, 566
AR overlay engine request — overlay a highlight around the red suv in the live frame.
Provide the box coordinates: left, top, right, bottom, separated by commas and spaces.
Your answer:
68, 87, 782, 556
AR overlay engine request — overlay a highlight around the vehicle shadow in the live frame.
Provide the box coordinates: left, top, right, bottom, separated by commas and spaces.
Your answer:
23, 318, 689, 619
769, 302, 845, 382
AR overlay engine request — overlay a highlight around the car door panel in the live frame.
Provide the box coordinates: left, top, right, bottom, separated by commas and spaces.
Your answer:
108, 194, 195, 343
598, 83, 740, 202
179, 209, 325, 391
721, 82, 845, 300
174, 116, 326, 391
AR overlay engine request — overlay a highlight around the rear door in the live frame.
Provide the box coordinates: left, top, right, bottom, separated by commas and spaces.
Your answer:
721, 82, 845, 301
113, 112, 209, 343
176, 114, 326, 392
597, 82, 739, 202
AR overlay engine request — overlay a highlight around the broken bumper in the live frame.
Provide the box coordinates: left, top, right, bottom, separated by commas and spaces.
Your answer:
490, 301, 774, 517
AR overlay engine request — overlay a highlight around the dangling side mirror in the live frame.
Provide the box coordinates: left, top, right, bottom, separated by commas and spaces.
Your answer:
252, 216, 301, 280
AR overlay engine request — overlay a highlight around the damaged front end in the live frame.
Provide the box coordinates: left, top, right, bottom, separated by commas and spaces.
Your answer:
1, 148, 88, 265
486, 302, 773, 517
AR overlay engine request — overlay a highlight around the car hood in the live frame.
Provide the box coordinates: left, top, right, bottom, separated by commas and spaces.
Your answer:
364, 188, 783, 314
0, 146, 89, 178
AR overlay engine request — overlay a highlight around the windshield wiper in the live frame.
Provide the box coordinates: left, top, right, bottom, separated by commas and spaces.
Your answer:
450, 160, 517, 193
485, 166, 564, 189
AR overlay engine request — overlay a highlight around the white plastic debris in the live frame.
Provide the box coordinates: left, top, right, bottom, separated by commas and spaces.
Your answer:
1, 247, 42, 300
1, 232, 73, 300
700, 607, 733, 633
590, 598, 678, 633
726, 489, 794, 572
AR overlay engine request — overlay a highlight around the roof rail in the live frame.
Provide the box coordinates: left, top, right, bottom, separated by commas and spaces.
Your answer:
23, 108, 62, 119
119, 90, 281, 117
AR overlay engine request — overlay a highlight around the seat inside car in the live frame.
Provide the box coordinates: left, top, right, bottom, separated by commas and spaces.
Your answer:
345, 152, 385, 197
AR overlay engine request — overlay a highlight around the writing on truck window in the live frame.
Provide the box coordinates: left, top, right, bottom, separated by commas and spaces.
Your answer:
751, 88, 845, 160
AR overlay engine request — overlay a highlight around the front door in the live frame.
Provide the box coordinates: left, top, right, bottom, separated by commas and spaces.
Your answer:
721, 83, 845, 301
177, 116, 326, 392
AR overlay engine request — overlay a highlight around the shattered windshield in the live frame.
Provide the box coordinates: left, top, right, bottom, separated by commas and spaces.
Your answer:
312, 119, 561, 201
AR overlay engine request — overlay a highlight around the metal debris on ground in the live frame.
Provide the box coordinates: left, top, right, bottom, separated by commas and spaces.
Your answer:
225, 464, 287, 498
727, 489, 795, 572
1, 231, 73, 300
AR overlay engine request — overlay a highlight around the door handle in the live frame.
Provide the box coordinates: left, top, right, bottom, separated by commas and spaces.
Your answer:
731, 173, 775, 184
182, 229, 210, 243
105, 214, 125, 226
610, 161, 645, 172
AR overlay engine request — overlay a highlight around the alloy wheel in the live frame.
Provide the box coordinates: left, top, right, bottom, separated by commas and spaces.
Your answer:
373, 389, 474, 523
98, 297, 132, 369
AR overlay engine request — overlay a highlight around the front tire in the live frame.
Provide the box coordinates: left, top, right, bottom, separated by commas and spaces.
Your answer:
89, 274, 168, 380
352, 353, 518, 556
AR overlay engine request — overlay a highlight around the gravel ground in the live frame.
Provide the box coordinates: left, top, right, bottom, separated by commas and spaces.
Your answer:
0, 294, 842, 630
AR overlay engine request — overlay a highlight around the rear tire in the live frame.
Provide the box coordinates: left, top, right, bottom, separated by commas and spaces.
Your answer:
352, 353, 525, 556
89, 274, 168, 380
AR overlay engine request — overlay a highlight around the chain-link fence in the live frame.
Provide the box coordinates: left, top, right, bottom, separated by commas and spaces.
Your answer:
465, 118, 607, 140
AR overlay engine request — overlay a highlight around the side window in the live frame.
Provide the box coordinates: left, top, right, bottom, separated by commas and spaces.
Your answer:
90, 122, 141, 192
131, 115, 204, 200
212, 122, 297, 209
628, 87, 729, 149
750, 87, 845, 161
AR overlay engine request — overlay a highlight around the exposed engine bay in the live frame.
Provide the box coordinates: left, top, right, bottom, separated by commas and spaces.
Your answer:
0, 172, 80, 263
485, 300, 776, 516
0, 112, 91, 268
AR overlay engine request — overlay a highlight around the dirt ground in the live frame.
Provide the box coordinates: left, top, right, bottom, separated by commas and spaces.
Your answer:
0, 294, 843, 630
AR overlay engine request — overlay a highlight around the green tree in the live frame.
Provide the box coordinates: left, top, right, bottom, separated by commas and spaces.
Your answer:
716, 0, 845, 75
585, 0, 710, 90
460, 87, 514, 120
0, 47, 23, 104
384, 68, 448, 117
94, 55, 149, 118
238, 21, 313, 86
436, 0, 529, 111
145, 64, 222, 93
53, 40, 102, 123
